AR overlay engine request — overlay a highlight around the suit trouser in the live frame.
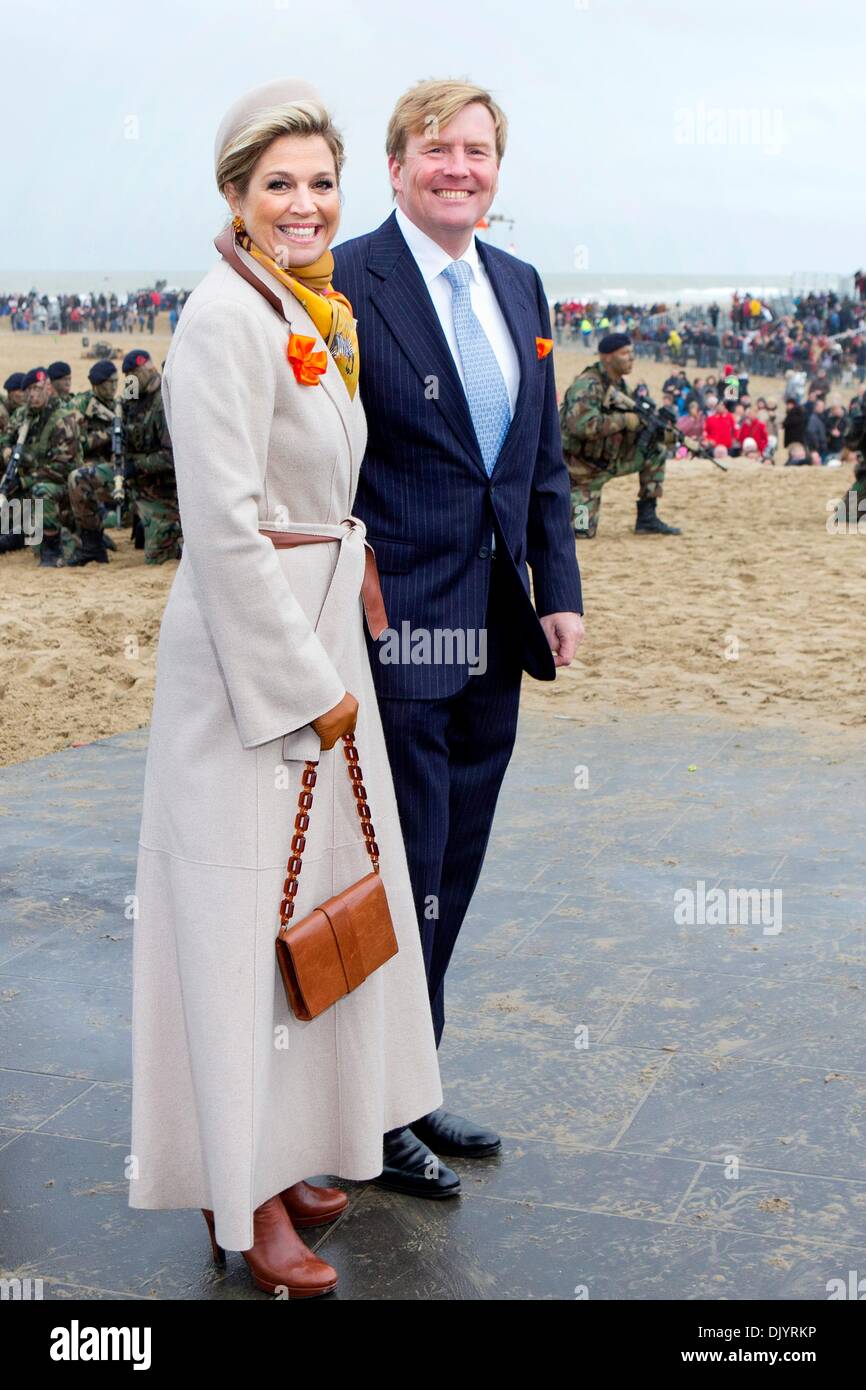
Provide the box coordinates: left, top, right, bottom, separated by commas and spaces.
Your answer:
376, 563, 524, 1078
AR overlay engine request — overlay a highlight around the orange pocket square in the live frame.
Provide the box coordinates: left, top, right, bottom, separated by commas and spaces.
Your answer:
536, 337, 554, 360
287, 334, 328, 385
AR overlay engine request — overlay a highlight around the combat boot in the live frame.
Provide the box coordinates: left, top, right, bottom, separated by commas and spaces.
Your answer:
635, 498, 681, 535
67, 526, 109, 566
0, 529, 25, 554
38, 533, 66, 567
131, 513, 145, 549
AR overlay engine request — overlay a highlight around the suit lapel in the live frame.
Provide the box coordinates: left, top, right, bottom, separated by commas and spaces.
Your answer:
366, 214, 486, 476
476, 241, 536, 464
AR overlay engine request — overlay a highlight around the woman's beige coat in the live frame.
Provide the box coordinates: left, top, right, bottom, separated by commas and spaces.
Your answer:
127, 243, 442, 1251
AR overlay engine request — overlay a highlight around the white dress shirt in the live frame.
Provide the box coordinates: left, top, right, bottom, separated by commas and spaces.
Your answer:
395, 205, 521, 413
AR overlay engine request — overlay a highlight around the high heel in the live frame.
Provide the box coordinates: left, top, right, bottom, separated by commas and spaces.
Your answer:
279, 1180, 348, 1228
201, 1208, 225, 1265
202, 1196, 338, 1298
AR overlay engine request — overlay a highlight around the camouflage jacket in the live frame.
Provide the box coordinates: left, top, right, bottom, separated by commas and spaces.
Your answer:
53, 388, 82, 428
75, 390, 115, 461
124, 375, 174, 495
0, 406, 31, 490
20, 399, 81, 484
560, 361, 642, 467
0, 403, 28, 454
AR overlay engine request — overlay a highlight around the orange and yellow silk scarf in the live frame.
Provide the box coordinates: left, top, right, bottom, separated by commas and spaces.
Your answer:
233, 218, 359, 400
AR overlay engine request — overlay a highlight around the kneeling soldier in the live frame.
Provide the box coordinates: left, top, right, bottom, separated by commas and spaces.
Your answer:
122, 349, 181, 565
67, 359, 123, 565
560, 333, 682, 538
20, 366, 82, 567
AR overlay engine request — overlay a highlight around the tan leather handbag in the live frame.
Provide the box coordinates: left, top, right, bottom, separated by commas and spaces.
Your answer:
275, 733, 398, 1020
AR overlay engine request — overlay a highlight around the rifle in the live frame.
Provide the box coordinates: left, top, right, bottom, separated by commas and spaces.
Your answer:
111, 402, 126, 526
0, 419, 30, 505
609, 388, 729, 472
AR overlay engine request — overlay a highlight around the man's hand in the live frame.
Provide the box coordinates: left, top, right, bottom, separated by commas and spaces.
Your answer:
605, 386, 634, 412
540, 612, 585, 668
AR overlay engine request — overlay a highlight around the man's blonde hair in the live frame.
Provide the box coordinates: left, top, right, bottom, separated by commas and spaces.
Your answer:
385, 79, 508, 165
216, 101, 345, 198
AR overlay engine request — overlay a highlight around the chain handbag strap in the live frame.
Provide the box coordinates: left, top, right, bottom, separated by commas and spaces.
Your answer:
278, 732, 380, 929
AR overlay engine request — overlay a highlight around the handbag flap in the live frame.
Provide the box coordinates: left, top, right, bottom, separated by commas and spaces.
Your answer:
279, 872, 398, 1019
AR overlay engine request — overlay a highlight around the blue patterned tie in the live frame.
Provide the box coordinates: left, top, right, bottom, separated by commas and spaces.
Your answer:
442, 259, 511, 475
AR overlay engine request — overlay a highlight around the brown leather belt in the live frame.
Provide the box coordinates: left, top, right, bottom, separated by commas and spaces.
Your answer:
260, 528, 388, 641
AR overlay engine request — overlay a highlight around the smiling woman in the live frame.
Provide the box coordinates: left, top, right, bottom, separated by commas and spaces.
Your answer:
127, 76, 443, 1301
215, 92, 345, 268
224, 149, 341, 265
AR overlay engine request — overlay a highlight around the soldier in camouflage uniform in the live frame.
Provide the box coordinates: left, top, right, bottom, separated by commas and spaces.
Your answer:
1, 376, 28, 458
48, 360, 75, 406
560, 333, 682, 537
0, 375, 34, 555
1, 372, 28, 435
121, 349, 181, 564
66, 360, 125, 565
13, 367, 82, 566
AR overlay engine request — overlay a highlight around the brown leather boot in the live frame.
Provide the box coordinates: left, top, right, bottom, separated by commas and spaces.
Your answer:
279, 1180, 348, 1228
201, 1196, 338, 1298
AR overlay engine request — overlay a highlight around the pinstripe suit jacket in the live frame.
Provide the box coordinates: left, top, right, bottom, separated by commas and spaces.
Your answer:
332, 211, 583, 700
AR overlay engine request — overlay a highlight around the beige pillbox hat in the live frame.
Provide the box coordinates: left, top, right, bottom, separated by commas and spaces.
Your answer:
213, 78, 326, 179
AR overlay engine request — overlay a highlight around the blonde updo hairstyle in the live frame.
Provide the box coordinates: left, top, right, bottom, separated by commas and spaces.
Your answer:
215, 101, 346, 203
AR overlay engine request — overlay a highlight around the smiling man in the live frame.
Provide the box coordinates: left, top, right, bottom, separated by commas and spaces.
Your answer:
333, 79, 584, 1199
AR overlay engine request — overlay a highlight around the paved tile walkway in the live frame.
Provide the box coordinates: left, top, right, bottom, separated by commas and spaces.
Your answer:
1, 713, 863, 1299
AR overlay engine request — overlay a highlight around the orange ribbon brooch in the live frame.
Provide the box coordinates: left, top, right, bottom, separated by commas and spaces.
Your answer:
536, 337, 554, 360
286, 334, 328, 386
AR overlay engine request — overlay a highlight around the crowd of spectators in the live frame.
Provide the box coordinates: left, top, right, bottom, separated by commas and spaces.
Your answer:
553, 281, 866, 390
1, 287, 190, 335
636, 364, 864, 466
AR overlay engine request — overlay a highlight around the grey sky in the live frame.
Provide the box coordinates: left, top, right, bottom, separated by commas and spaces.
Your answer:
3, 0, 862, 275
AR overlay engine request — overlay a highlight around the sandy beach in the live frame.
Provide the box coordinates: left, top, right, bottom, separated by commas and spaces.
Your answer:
1, 322, 863, 767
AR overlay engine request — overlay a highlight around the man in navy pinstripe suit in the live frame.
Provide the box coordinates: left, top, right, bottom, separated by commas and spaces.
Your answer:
333, 79, 585, 1199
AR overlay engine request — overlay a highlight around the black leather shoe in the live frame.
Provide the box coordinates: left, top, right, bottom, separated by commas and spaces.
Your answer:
373, 1126, 461, 1199
410, 1108, 502, 1157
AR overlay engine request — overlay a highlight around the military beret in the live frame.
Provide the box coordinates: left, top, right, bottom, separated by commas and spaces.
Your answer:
89, 359, 118, 385
122, 349, 151, 373
4, 372, 26, 392
47, 360, 72, 380
23, 367, 49, 389
598, 333, 632, 354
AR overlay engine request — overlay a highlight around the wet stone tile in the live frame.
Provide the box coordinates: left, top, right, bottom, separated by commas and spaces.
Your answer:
0, 974, 131, 1083
678, 1162, 866, 1252
617, 1052, 866, 1182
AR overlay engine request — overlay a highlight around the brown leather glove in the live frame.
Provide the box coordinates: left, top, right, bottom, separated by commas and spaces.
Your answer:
622, 411, 641, 432
311, 691, 358, 750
